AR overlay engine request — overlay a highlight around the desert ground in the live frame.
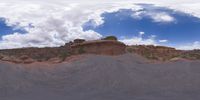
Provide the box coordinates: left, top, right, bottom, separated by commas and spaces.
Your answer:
0, 54, 200, 100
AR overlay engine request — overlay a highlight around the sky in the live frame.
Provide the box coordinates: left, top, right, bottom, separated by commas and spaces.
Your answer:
0, 0, 200, 50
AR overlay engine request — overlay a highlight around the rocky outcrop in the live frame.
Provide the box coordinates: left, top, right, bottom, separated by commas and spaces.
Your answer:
1, 38, 200, 63
0, 39, 126, 63
0, 54, 3, 59
71, 40, 126, 55
180, 50, 200, 60
126, 45, 182, 61
0, 55, 35, 64
0, 47, 66, 62
73, 39, 86, 44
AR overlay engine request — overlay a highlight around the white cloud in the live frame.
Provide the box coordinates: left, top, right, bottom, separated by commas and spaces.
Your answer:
0, 1, 200, 49
139, 31, 145, 35
0, 2, 142, 49
131, 11, 145, 19
159, 39, 168, 43
177, 41, 200, 50
150, 12, 175, 23
120, 32, 157, 45
131, 8, 175, 23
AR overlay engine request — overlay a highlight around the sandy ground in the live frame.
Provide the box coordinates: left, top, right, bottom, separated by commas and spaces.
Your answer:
0, 54, 200, 100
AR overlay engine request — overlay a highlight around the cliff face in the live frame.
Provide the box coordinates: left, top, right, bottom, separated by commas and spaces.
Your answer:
0, 47, 70, 63
126, 45, 183, 61
0, 39, 126, 63
181, 50, 200, 60
71, 40, 126, 55
1, 39, 200, 63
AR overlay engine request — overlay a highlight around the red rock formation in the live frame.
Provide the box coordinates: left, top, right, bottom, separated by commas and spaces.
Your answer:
126, 45, 182, 61
71, 40, 126, 55
1, 38, 200, 63
0, 39, 126, 63
73, 39, 86, 44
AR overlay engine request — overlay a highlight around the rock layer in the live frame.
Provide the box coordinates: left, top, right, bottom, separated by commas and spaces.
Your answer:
71, 40, 126, 55
0, 39, 126, 63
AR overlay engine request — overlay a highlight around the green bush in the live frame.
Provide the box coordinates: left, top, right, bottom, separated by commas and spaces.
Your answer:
103, 36, 118, 41
59, 51, 71, 61
78, 47, 86, 54
126, 47, 134, 53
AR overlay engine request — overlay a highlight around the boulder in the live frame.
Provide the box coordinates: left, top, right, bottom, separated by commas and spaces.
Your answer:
19, 55, 29, 60
23, 58, 35, 64
48, 57, 63, 63
1, 56, 13, 62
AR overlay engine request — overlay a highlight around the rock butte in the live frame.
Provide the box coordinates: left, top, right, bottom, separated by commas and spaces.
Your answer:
0, 38, 200, 64
0, 39, 126, 63
71, 40, 126, 55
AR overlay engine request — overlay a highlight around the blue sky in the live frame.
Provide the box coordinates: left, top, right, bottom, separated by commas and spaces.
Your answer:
0, 18, 26, 38
0, 2, 200, 49
83, 4, 200, 47
0, 18, 17, 36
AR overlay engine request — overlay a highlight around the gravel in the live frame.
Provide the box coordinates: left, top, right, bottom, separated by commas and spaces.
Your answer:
0, 54, 200, 100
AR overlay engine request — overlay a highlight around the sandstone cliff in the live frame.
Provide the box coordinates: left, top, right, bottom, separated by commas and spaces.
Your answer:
1, 38, 200, 63
0, 39, 126, 63
71, 40, 126, 55
126, 45, 183, 61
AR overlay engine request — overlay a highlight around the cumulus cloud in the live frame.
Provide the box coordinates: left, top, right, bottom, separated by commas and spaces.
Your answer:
0, 2, 141, 49
131, 6, 175, 23
0, 0, 200, 49
150, 12, 175, 23
159, 39, 168, 43
139, 31, 145, 35
177, 41, 200, 50
120, 32, 157, 45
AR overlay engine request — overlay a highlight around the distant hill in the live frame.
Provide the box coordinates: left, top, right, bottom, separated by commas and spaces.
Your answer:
127, 45, 200, 61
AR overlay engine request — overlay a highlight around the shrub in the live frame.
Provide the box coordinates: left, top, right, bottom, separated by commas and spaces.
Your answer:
0, 54, 4, 59
126, 47, 134, 53
103, 36, 118, 41
59, 51, 71, 61
78, 47, 86, 54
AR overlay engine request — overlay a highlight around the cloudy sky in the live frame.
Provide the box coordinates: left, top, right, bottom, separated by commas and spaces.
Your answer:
0, 0, 200, 50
